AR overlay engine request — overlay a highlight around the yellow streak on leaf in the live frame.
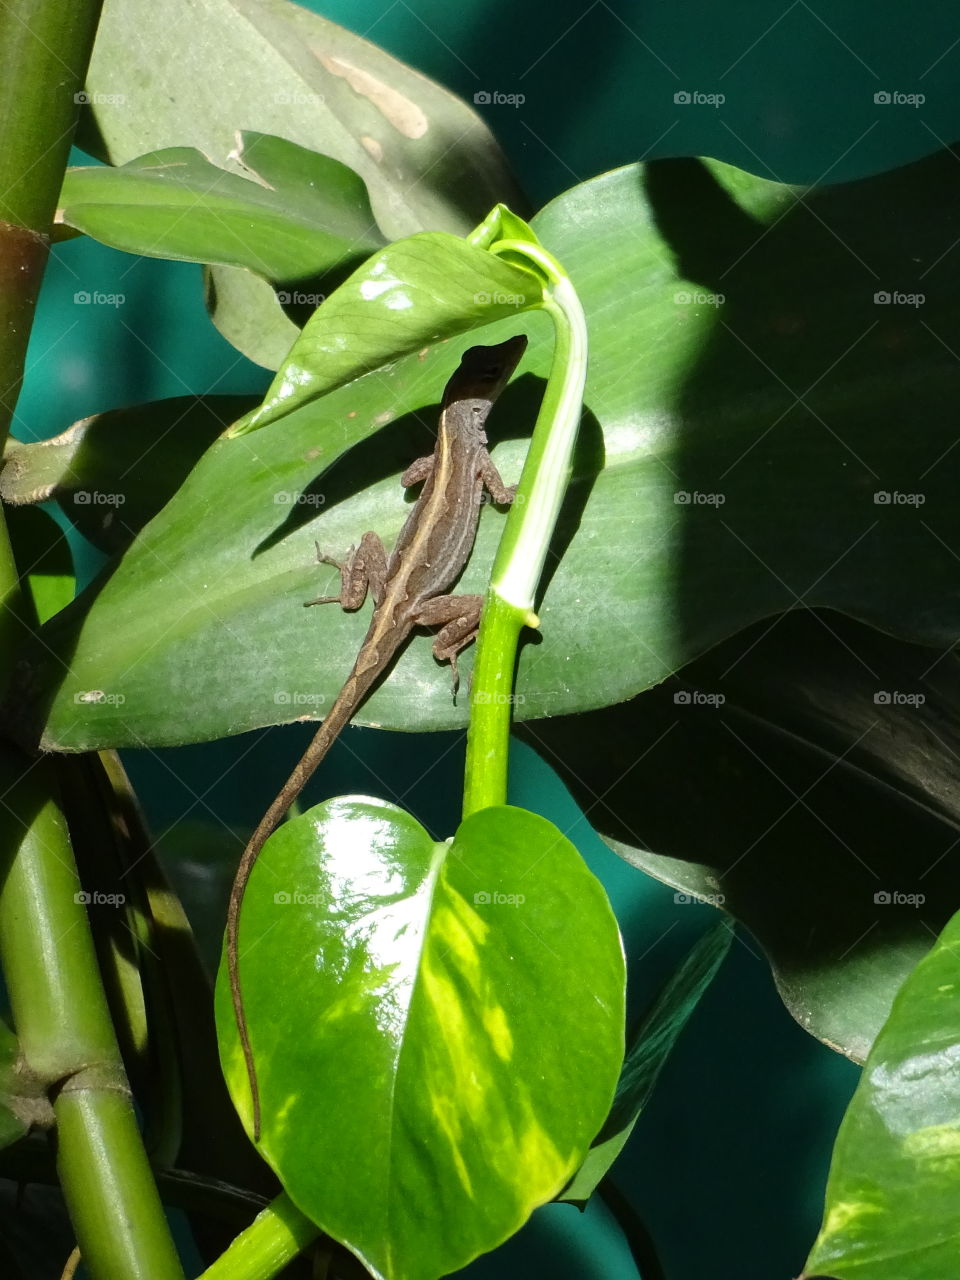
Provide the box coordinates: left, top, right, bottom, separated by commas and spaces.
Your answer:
903, 1123, 960, 1163
821, 1198, 883, 1237
483, 1002, 513, 1061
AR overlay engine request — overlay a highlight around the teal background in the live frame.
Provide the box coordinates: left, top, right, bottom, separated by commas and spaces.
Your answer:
16, 2, 957, 1276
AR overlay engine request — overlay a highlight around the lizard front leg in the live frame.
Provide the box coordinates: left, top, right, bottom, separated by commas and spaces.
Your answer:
414, 593, 484, 692
479, 453, 515, 505
401, 453, 434, 488
303, 530, 389, 609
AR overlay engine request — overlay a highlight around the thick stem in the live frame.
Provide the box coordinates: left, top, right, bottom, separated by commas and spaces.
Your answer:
0, 0, 103, 441
0, 751, 183, 1277
0, 4, 183, 1275
56, 1087, 183, 1279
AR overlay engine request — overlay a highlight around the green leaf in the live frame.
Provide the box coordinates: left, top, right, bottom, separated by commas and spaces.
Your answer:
203, 264, 301, 371
57, 134, 384, 282
81, 0, 527, 243
81, 0, 527, 368
804, 909, 960, 1279
2, 396, 256, 553
520, 610, 960, 1063
229, 232, 542, 433
5, 506, 74, 624
18, 149, 960, 751
560, 920, 732, 1204
215, 798, 625, 1280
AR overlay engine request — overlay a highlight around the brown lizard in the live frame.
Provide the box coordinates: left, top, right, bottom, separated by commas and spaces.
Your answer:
226, 334, 528, 1138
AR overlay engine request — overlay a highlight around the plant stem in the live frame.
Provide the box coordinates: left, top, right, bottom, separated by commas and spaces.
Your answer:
0, 3, 184, 1275
463, 269, 588, 816
0, 752, 184, 1277
57, 1088, 183, 1279
0, 0, 103, 441
197, 1193, 322, 1280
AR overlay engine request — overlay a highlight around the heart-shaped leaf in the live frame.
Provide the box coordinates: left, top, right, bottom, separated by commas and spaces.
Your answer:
215, 798, 625, 1280
56, 133, 385, 282
804, 908, 960, 1279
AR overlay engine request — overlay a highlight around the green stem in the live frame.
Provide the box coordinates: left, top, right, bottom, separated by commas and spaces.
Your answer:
463, 268, 588, 817
197, 1193, 322, 1280
0, 0, 103, 442
0, 8, 185, 1275
56, 1088, 183, 1279
0, 753, 184, 1278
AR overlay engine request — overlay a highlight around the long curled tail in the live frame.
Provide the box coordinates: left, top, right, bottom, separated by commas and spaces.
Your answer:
226, 666, 377, 1140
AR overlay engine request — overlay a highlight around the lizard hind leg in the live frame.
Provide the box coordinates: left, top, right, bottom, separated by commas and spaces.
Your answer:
304, 530, 389, 610
414, 593, 484, 694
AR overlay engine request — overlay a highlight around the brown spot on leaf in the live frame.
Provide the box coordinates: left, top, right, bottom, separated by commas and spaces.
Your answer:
319, 56, 428, 138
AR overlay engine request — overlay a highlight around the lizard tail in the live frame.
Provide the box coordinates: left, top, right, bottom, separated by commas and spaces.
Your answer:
226, 667, 377, 1140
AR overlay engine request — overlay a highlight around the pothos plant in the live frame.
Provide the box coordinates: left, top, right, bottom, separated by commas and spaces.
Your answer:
2, 0, 960, 1278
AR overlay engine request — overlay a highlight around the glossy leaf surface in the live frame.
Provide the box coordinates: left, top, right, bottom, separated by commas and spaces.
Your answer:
215, 798, 625, 1280
804, 909, 960, 1279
